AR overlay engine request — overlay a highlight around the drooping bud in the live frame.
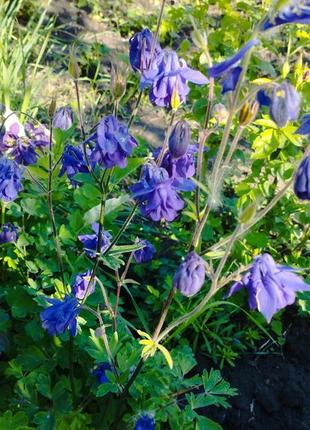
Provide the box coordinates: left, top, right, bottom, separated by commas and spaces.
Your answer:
168, 120, 190, 159
239, 101, 259, 126
111, 62, 127, 101
0, 223, 18, 244
133, 239, 156, 263
294, 156, 310, 201
173, 252, 206, 297
53, 106, 74, 131
270, 81, 300, 128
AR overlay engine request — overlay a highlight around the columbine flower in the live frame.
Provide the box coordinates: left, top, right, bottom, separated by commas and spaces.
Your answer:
0, 157, 23, 202
24, 122, 49, 150
129, 28, 162, 79
148, 50, 208, 109
40, 295, 81, 336
0, 125, 38, 165
53, 106, 74, 130
92, 362, 112, 384
262, 1, 310, 30
294, 156, 310, 201
72, 270, 95, 300
208, 39, 260, 92
0, 223, 17, 244
59, 144, 89, 186
168, 120, 190, 159
134, 414, 155, 430
161, 148, 196, 191
295, 113, 310, 136
173, 252, 206, 297
78, 223, 112, 258
256, 89, 272, 106
221, 66, 242, 94
138, 330, 173, 369
134, 240, 156, 263
269, 81, 300, 127
90, 115, 137, 168
130, 164, 184, 222
226, 253, 310, 323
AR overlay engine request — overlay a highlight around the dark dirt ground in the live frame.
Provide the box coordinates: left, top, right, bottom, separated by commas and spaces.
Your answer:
201, 308, 310, 430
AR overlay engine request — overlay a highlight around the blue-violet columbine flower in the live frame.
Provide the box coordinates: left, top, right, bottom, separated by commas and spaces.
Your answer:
40, 295, 81, 336
78, 223, 112, 258
269, 81, 300, 127
53, 106, 74, 131
1, 123, 38, 165
24, 122, 49, 150
168, 120, 190, 159
92, 362, 113, 384
130, 164, 184, 222
295, 113, 310, 136
173, 252, 206, 297
161, 149, 196, 191
134, 240, 156, 263
0, 157, 23, 202
134, 414, 155, 430
90, 115, 137, 168
294, 156, 310, 201
59, 144, 89, 186
208, 39, 260, 93
262, 1, 310, 30
226, 253, 310, 322
256, 89, 272, 107
148, 50, 208, 108
129, 28, 162, 80
0, 223, 17, 244
72, 270, 95, 300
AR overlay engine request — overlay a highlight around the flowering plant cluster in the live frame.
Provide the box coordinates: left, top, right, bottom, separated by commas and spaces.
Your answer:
0, 1, 309, 429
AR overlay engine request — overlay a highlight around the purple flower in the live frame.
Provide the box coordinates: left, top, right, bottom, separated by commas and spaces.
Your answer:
24, 122, 49, 150
90, 115, 137, 168
173, 252, 206, 297
78, 223, 112, 258
53, 106, 74, 130
149, 50, 208, 108
256, 89, 272, 106
262, 2, 310, 30
1, 130, 38, 165
40, 295, 81, 336
0, 223, 17, 244
294, 156, 310, 201
134, 240, 156, 263
130, 164, 184, 222
226, 253, 310, 323
59, 144, 89, 186
295, 113, 310, 136
168, 120, 190, 159
270, 82, 300, 127
221, 66, 242, 94
208, 39, 260, 79
161, 150, 195, 191
0, 157, 23, 202
129, 28, 162, 77
72, 270, 95, 300
134, 414, 155, 430
92, 362, 112, 384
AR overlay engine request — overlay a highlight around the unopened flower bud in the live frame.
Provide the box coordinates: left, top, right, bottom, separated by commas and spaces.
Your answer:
191, 29, 208, 51
270, 81, 300, 128
69, 48, 80, 80
173, 252, 206, 297
212, 103, 229, 125
111, 63, 127, 101
239, 101, 259, 126
53, 106, 74, 131
48, 98, 56, 119
239, 201, 257, 224
168, 120, 190, 159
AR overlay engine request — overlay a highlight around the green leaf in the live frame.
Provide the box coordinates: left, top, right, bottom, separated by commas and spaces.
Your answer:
83, 195, 130, 225
0, 411, 34, 430
111, 157, 145, 185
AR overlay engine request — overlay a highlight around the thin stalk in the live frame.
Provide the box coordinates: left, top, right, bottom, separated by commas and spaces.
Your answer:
149, 0, 166, 63
74, 79, 85, 139
156, 111, 176, 166
69, 337, 77, 408
1, 202, 5, 226
47, 121, 66, 292
128, 90, 143, 129
223, 125, 244, 166
113, 270, 122, 332
95, 276, 114, 320
152, 287, 176, 341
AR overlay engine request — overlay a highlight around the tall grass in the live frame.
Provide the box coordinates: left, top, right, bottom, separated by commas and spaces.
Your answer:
0, 0, 53, 114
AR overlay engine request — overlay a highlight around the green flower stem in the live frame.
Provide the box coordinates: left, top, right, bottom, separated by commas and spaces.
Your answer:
156, 111, 176, 166
191, 44, 255, 250
74, 79, 86, 140
95, 276, 115, 320
1, 202, 6, 226
47, 121, 67, 294
69, 337, 77, 408
152, 287, 176, 341
223, 125, 245, 166
128, 90, 143, 129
